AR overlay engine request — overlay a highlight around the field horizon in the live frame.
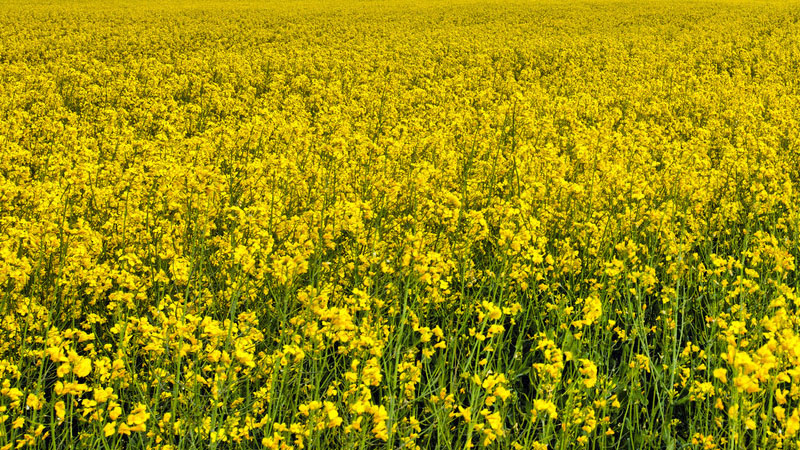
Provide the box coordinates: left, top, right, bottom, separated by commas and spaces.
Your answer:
1, 1, 800, 449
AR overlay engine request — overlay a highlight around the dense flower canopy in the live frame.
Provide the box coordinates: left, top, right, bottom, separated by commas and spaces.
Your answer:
1, 0, 800, 449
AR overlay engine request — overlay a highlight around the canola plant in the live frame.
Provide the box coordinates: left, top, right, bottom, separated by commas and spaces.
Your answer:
1, 0, 800, 449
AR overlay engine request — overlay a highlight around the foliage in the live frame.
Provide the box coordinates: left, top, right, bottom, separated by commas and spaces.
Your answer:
1, 1, 800, 449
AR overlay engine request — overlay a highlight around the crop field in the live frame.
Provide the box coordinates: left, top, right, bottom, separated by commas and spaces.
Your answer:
2, 0, 800, 449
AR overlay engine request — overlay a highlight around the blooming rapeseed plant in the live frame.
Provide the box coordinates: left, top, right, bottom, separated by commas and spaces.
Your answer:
0, 0, 799, 449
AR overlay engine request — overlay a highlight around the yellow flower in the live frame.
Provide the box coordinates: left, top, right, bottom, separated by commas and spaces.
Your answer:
483, 410, 503, 434
54, 401, 66, 421
362, 358, 382, 386
579, 359, 598, 388
109, 404, 122, 421
532, 399, 558, 419
787, 409, 800, 437
127, 403, 150, 430
4, 388, 22, 402
371, 405, 389, 441
26, 393, 42, 411
324, 401, 342, 428
494, 385, 511, 402
581, 295, 602, 326
117, 423, 131, 436
73, 358, 92, 378
56, 363, 71, 378
455, 406, 471, 423
93, 387, 114, 404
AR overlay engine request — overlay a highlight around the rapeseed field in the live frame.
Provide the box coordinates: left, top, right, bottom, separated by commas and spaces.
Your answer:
1, 0, 800, 449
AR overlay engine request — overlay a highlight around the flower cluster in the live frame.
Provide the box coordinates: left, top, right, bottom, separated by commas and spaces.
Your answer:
1, 0, 800, 449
